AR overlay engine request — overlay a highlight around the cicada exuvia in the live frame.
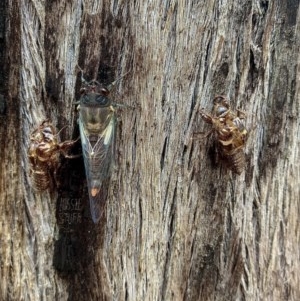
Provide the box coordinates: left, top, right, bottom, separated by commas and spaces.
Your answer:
28, 120, 79, 191
199, 95, 248, 174
77, 73, 128, 223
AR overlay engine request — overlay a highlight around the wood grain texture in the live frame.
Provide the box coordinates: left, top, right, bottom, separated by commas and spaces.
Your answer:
0, 0, 299, 300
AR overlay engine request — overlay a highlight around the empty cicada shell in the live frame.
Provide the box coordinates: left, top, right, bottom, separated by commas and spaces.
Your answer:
28, 120, 79, 191
199, 95, 248, 174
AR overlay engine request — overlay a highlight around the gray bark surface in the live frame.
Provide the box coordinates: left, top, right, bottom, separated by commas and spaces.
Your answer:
0, 0, 299, 300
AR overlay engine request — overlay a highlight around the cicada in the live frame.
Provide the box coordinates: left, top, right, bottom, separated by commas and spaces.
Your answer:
199, 95, 248, 174
28, 120, 79, 191
77, 75, 121, 223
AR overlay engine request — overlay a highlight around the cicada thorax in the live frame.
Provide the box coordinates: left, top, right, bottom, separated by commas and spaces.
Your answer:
80, 106, 114, 131
200, 96, 248, 175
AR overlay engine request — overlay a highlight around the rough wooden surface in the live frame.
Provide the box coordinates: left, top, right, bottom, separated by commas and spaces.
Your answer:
0, 0, 299, 300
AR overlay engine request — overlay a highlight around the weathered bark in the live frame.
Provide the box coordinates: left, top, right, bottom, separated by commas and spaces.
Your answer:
0, 0, 299, 300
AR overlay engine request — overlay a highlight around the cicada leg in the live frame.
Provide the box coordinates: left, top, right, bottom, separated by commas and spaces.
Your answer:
237, 109, 246, 119
199, 109, 214, 124
106, 70, 131, 91
59, 137, 81, 158
192, 129, 213, 140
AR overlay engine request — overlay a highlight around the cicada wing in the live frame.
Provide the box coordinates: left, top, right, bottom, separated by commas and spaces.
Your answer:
79, 116, 115, 223
87, 178, 110, 223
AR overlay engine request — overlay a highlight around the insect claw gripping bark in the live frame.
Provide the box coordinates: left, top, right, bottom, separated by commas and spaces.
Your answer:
77, 71, 129, 223
199, 95, 248, 175
28, 120, 80, 191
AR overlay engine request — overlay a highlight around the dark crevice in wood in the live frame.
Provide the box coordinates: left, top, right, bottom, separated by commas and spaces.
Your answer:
0, 0, 7, 102
203, 37, 212, 86
160, 136, 168, 170
161, 184, 177, 301
131, 114, 137, 164
3, 11, 22, 287
186, 142, 194, 171
45, 1, 68, 117
286, 0, 299, 26
0, 0, 8, 183
184, 53, 203, 145
138, 196, 143, 248
244, 244, 249, 288
2, 0, 20, 127
162, 175, 171, 213
253, 205, 261, 281
248, 49, 259, 91
125, 281, 129, 301
261, 0, 269, 13
258, 62, 288, 177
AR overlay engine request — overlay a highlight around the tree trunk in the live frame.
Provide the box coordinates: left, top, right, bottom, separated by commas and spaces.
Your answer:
1, 0, 299, 300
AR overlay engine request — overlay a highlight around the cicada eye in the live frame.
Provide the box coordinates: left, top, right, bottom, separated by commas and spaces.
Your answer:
80, 88, 86, 94
214, 96, 229, 108
101, 87, 110, 96
42, 127, 53, 135
216, 106, 228, 116
81, 94, 90, 104
96, 95, 109, 105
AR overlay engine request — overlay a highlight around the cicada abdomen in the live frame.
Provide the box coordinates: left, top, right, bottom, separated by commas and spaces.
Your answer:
28, 120, 79, 191
28, 161, 52, 191
78, 81, 117, 223
199, 95, 247, 175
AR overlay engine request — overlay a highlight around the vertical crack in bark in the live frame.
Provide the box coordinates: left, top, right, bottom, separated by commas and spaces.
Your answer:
286, 0, 299, 26
125, 280, 129, 301
161, 183, 177, 301
248, 48, 259, 91
218, 228, 245, 300
138, 196, 143, 249
160, 136, 168, 171
0, 0, 7, 100
203, 38, 212, 85
161, 2, 177, 111
184, 59, 205, 146
1, 1, 22, 298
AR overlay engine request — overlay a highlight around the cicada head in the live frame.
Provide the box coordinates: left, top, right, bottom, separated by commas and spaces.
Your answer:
80, 81, 112, 108
42, 127, 56, 143
79, 80, 115, 135
99, 87, 110, 96
213, 95, 230, 117
80, 93, 111, 107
